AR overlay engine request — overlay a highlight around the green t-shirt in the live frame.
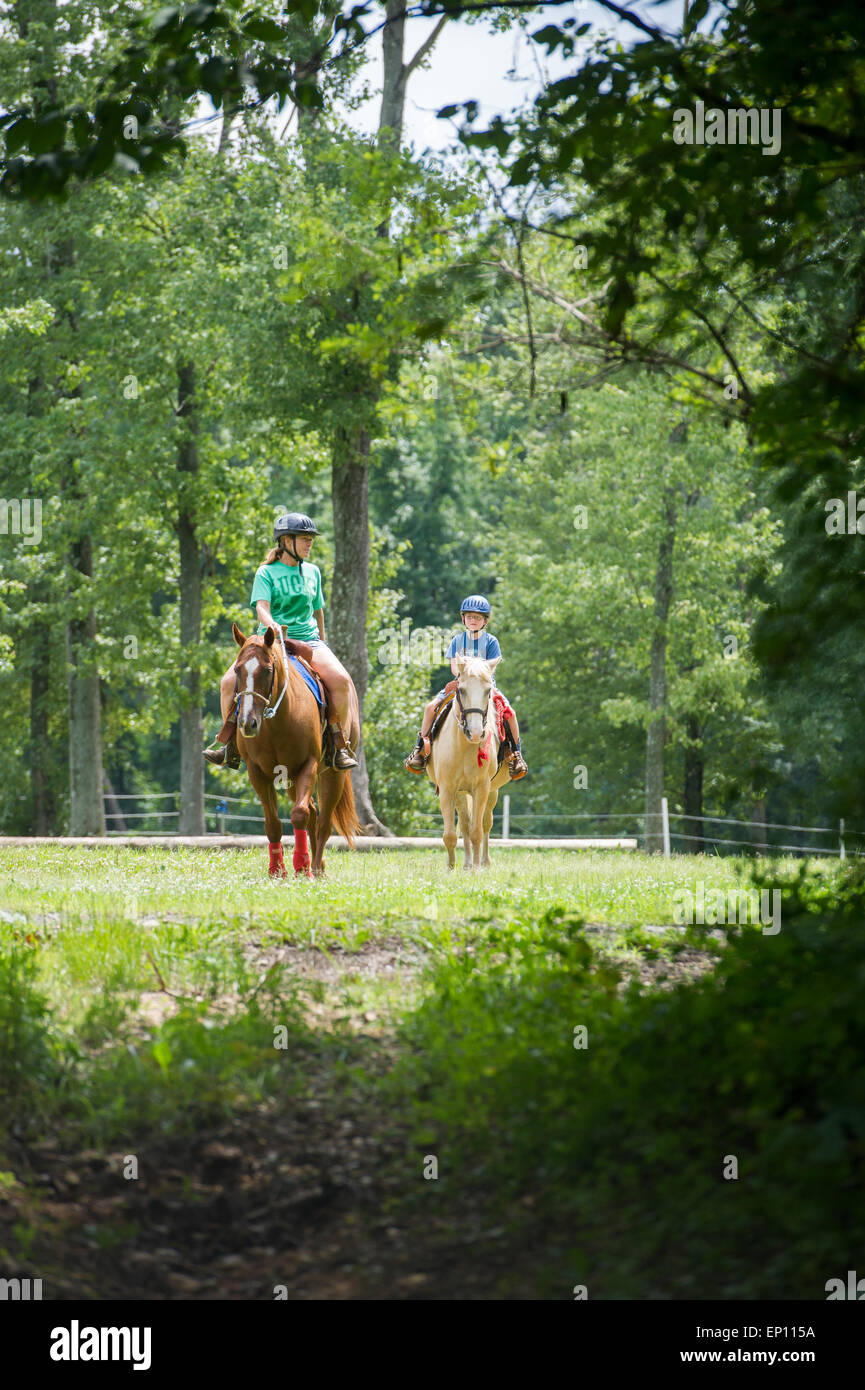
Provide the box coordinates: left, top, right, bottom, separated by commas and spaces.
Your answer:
250, 560, 324, 641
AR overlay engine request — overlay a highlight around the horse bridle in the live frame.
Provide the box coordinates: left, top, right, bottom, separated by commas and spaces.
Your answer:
454, 680, 492, 741
234, 632, 290, 723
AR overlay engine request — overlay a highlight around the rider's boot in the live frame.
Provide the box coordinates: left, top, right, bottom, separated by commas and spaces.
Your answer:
329, 722, 358, 771
404, 731, 430, 774
204, 721, 242, 769
508, 739, 528, 780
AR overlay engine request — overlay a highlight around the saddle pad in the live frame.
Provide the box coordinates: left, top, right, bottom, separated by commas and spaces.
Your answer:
430, 690, 455, 743
492, 690, 515, 739
287, 654, 325, 709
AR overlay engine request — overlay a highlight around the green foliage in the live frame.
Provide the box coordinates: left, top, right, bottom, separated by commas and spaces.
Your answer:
386, 864, 865, 1296
0, 943, 66, 1132
64, 994, 313, 1146
0, 0, 355, 198
3, 844, 858, 1296
2, 0, 862, 839
454, 0, 865, 817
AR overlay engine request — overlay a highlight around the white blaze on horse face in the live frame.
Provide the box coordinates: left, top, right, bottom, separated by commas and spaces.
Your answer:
460, 672, 491, 742
241, 656, 260, 726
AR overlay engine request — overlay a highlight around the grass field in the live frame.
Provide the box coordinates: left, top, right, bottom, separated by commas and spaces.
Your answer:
0, 843, 743, 1024
0, 845, 858, 1300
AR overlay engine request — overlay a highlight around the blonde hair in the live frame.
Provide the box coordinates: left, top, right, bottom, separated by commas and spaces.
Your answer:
263, 544, 281, 564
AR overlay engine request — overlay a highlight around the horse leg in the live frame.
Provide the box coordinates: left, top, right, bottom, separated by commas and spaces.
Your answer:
248, 764, 286, 878
312, 766, 343, 876
469, 782, 488, 870
306, 800, 319, 876
289, 756, 318, 879
482, 785, 498, 868
440, 787, 458, 870
456, 791, 472, 870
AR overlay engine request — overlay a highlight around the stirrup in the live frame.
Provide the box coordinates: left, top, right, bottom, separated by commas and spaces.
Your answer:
508, 750, 528, 780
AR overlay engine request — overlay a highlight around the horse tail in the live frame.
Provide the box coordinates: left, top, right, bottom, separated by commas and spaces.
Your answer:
332, 772, 361, 847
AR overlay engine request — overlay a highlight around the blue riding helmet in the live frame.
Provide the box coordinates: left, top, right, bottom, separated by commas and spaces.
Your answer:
460, 595, 491, 615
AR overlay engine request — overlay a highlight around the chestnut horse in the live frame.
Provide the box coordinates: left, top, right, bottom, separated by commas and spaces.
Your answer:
231, 623, 359, 877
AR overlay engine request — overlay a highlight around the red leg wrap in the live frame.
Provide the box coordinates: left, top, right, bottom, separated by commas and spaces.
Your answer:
293, 828, 312, 878
268, 843, 287, 878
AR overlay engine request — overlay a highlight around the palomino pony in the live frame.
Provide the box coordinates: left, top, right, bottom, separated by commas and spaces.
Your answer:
426, 653, 511, 869
231, 623, 360, 877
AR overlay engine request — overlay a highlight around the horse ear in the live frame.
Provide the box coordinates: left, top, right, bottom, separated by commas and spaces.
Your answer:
232, 622, 246, 647
455, 652, 466, 672
264, 627, 276, 647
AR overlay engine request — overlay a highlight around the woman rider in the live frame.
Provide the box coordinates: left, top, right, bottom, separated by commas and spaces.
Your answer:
204, 513, 359, 772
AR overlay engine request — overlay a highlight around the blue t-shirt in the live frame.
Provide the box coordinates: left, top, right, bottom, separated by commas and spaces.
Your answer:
447, 629, 502, 664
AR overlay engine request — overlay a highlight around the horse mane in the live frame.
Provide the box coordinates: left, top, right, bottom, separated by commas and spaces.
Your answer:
459, 655, 493, 680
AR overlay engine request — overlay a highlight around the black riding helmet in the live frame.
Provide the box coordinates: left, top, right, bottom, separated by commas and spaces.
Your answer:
273, 512, 319, 572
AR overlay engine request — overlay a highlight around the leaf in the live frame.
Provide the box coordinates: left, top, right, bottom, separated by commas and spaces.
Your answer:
603, 278, 635, 338
152, 1040, 172, 1071
150, 6, 180, 34
684, 0, 710, 36
242, 17, 286, 44
531, 25, 568, 53
4, 119, 33, 156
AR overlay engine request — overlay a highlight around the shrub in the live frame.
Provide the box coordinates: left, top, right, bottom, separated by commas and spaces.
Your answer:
386, 866, 865, 1297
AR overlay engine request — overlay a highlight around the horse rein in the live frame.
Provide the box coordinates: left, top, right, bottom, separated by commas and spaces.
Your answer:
266, 627, 292, 719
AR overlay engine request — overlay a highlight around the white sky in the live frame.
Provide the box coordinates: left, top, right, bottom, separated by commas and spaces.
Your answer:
192, 2, 688, 155
351, 1, 688, 151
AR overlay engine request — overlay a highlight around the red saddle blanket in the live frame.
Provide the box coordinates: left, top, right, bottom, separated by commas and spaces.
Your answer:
492, 690, 515, 740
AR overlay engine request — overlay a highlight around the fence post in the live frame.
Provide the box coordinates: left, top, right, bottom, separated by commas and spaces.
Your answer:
661, 797, 671, 859
502, 794, 510, 841
840, 818, 846, 861
217, 799, 227, 836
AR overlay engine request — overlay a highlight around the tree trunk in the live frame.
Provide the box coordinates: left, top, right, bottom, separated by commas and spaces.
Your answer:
380, 0, 408, 148
750, 797, 768, 853
325, 4, 447, 832
644, 487, 676, 853
29, 639, 56, 834
330, 425, 391, 833
177, 360, 205, 835
316, 11, 449, 834
25, 366, 58, 835
103, 772, 127, 833
683, 713, 704, 852
67, 533, 105, 836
